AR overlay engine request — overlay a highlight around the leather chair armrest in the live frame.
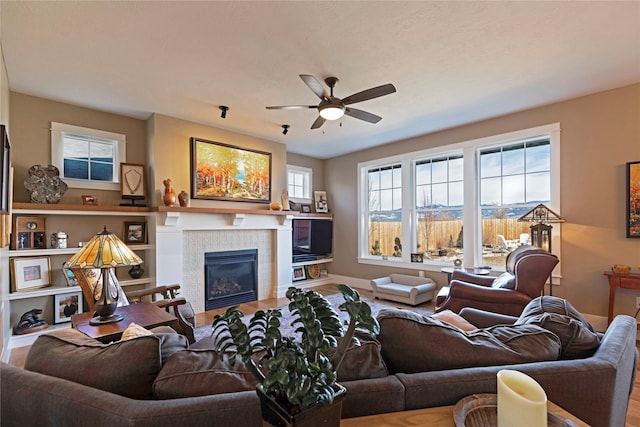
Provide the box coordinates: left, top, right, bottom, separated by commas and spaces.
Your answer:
448, 280, 531, 305
450, 271, 496, 286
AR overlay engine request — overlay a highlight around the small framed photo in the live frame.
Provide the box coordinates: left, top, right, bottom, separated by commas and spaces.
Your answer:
124, 221, 147, 244
62, 263, 79, 286
82, 195, 98, 205
314, 191, 328, 213
54, 291, 83, 323
292, 266, 306, 282
10, 256, 52, 292
300, 204, 312, 213
411, 253, 424, 263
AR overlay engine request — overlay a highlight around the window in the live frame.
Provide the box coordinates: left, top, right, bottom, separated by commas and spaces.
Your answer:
287, 165, 312, 200
367, 164, 402, 257
415, 154, 464, 261
358, 124, 560, 271
51, 122, 126, 191
480, 140, 551, 265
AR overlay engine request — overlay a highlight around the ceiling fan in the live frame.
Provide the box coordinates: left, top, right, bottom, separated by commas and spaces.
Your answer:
266, 75, 396, 129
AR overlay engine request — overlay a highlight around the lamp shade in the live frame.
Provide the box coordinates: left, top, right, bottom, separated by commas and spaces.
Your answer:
517, 204, 565, 224
66, 226, 143, 269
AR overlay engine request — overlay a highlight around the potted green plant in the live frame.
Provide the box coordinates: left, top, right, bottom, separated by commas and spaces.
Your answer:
211, 284, 379, 427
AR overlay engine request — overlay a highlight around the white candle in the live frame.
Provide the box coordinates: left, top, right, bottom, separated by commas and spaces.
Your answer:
497, 369, 547, 427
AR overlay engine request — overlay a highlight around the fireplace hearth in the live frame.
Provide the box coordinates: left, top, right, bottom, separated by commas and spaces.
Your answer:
205, 249, 258, 311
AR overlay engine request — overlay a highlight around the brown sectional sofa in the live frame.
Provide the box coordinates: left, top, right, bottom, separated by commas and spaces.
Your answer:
1, 298, 637, 427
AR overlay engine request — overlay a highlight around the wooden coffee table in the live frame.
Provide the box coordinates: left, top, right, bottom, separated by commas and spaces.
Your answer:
71, 302, 180, 343
341, 400, 587, 427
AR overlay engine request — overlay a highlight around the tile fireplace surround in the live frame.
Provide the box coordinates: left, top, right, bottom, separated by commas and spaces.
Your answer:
155, 207, 295, 314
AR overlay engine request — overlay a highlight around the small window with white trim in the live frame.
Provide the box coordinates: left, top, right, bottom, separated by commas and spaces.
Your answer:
287, 165, 312, 201
51, 122, 126, 191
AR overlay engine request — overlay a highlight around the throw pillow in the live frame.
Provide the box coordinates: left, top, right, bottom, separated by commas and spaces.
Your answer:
329, 331, 389, 381
121, 322, 153, 341
432, 310, 477, 331
518, 312, 600, 359
149, 326, 190, 366
517, 296, 596, 332
153, 349, 259, 399
377, 308, 561, 374
24, 328, 162, 399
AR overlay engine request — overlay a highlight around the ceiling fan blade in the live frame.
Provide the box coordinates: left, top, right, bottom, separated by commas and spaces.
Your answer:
341, 83, 396, 105
266, 105, 317, 110
344, 107, 382, 124
300, 74, 328, 100
310, 116, 326, 129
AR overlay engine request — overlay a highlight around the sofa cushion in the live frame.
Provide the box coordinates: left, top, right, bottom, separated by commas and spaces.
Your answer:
431, 309, 477, 331
121, 322, 153, 340
377, 308, 561, 374
153, 349, 259, 399
24, 328, 161, 399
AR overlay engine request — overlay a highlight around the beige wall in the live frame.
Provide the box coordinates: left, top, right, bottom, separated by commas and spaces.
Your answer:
147, 114, 287, 209
1, 39, 11, 358
9, 93, 147, 206
326, 83, 640, 319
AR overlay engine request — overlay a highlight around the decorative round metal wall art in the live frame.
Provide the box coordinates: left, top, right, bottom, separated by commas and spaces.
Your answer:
24, 165, 68, 204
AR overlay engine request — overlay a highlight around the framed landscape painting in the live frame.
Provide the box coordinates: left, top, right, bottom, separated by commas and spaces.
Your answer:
627, 161, 640, 238
190, 137, 271, 203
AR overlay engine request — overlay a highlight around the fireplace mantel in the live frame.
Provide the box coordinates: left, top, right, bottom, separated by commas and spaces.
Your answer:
154, 207, 296, 306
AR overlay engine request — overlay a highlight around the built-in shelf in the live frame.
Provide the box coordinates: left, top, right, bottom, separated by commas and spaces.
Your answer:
13, 202, 152, 215
292, 258, 333, 267
10, 323, 72, 349
9, 244, 153, 257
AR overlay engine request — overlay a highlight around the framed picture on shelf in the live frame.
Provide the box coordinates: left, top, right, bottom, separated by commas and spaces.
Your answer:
292, 266, 306, 282
190, 137, 272, 203
300, 204, 311, 213
82, 195, 98, 205
411, 253, 424, 263
10, 256, 52, 292
627, 161, 640, 238
120, 162, 146, 198
62, 263, 79, 286
54, 291, 83, 324
314, 191, 328, 213
123, 221, 147, 244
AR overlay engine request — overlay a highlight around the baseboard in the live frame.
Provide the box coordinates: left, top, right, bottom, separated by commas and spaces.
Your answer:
324, 274, 372, 292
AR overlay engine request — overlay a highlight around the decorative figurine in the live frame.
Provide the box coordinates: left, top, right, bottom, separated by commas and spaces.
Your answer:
281, 190, 290, 211
13, 308, 49, 335
162, 179, 177, 206
178, 190, 189, 207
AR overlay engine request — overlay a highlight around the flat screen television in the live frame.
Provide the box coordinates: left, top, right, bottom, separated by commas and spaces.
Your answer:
292, 219, 333, 261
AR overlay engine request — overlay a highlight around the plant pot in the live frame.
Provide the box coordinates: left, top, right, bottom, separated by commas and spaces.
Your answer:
257, 384, 347, 427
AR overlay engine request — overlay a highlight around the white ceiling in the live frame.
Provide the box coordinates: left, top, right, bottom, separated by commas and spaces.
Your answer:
2, 1, 639, 159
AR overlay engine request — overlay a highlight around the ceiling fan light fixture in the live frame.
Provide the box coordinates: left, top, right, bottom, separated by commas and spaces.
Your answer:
319, 104, 345, 120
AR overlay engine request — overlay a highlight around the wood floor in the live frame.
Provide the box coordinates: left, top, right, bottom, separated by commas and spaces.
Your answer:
7, 283, 640, 426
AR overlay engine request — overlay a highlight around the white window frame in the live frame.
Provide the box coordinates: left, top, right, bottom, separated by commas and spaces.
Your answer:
357, 123, 561, 274
51, 122, 126, 191
287, 164, 313, 202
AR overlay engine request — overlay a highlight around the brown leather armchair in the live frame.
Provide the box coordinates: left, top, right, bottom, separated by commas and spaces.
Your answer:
435, 245, 559, 316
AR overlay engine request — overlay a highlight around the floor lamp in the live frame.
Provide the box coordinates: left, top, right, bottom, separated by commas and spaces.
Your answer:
518, 204, 565, 295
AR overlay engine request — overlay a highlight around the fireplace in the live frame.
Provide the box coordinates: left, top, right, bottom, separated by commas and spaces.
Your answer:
205, 249, 258, 310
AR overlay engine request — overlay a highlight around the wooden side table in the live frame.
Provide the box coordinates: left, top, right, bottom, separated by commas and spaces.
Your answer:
71, 302, 180, 343
604, 271, 640, 329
